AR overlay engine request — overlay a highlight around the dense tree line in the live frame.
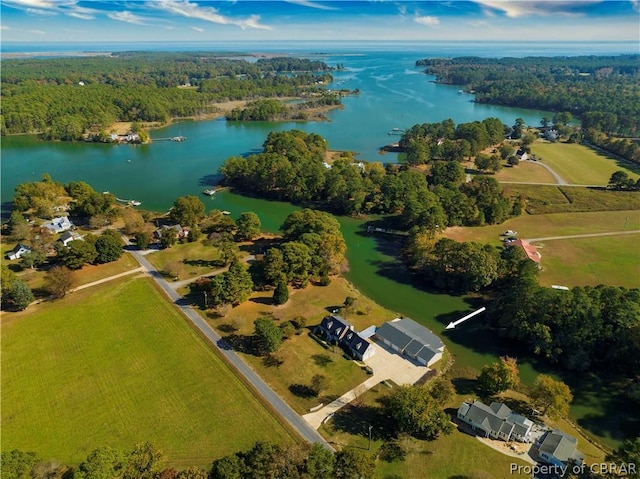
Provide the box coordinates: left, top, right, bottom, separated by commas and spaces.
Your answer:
1, 53, 334, 138
417, 55, 640, 136
226, 94, 342, 121
492, 276, 640, 374
404, 232, 534, 293
253, 209, 347, 288
585, 129, 640, 166
399, 117, 507, 162
1, 440, 376, 479
220, 130, 519, 228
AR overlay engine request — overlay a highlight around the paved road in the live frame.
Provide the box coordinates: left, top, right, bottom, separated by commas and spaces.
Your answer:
126, 248, 332, 449
526, 230, 640, 243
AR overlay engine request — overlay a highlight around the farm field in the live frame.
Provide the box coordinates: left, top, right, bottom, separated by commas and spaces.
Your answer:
502, 184, 640, 215
535, 233, 640, 289
144, 239, 224, 280
530, 142, 640, 185
443, 209, 640, 245
4, 252, 140, 298
1, 276, 293, 468
492, 160, 558, 184
203, 276, 396, 414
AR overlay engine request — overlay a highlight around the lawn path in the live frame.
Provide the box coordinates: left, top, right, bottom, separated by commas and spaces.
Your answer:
70, 267, 144, 292
124, 244, 333, 450
524, 159, 567, 185
526, 230, 640, 243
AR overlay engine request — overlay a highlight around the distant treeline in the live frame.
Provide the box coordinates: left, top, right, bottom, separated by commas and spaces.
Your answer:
0, 53, 333, 138
220, 129, 520, 227
226, 94, 341, 121
417, 55, 640, 136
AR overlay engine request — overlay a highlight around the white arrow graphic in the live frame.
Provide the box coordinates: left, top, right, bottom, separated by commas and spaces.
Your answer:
446, 307, 486, 330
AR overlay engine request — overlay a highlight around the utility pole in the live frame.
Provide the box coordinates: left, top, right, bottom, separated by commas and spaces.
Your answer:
203, 291, 208, 309
368, 424, 373, 450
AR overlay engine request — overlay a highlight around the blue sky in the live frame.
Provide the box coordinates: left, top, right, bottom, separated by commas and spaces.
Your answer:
1, 1, 639, 43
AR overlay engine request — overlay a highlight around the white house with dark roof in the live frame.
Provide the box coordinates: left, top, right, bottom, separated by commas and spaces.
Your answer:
342, 329, 375, 361
6, 243, 32, 260
59, 231, 83, 246
374, 318, 445, 367
457, 400, 534, 443
538, 430, 584, 467
43, 216, 73, 234
154, 224, 190, 240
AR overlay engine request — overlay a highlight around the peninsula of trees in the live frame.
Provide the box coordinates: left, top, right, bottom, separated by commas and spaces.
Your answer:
220, 128, 521, 228
1, 52, 337, 140
417, 55, 640, 164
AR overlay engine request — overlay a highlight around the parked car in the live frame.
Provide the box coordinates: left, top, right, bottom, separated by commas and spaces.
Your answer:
501, 230, 517, 236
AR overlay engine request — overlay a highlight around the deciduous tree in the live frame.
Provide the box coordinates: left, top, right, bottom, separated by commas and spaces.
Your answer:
235, 212, 262, 241
169, 195, 205, 229
45, 266, 75, 298
530, 374, 572, 418
477, 356, 520, 396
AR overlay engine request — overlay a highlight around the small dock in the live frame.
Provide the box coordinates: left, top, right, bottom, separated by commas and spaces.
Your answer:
155, 136, 187, 142
366, 226, 408, 237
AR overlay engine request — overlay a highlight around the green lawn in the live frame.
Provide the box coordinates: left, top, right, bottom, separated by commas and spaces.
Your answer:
205, 278, 392, 414
318, 384, 531, 479
502, 184, 640, 215
530, 142, 640, 185
537, 233, 640, 289
1, 277, 292, 468
145, 240, 224, 280
492, 160, 557, 183
444, 209, 640, 246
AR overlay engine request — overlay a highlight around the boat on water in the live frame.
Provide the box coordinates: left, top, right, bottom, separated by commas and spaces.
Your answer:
203, 189, 216, 196
221, 211, 231, 215
129, 200, 142, 206
171, 136, 186, 142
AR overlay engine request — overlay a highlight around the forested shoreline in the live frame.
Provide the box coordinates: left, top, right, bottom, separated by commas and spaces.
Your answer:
416, 55, 640, 137
0, 52, 336, 139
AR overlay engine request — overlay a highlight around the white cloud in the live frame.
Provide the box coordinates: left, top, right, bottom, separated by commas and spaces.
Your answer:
107, 11, 148, 25
631, 0, 640, 11
284, 0, 339, 10
415, 15, 440, 26
191, 26, 204, 32
475, 0, 592, 17
148, 0, 272, 30
0, 25, 10, 30
25, 7, 56, 16
3, 0, 98, 20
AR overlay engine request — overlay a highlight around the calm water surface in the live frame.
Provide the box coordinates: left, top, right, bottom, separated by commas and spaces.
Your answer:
1, 44, 626, 443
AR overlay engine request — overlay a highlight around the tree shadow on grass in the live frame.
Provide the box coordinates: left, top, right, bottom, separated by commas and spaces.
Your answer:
224, 333, 263, 356
250, 296, 273, 305
289, 384, 317, 398
330, 404, 395, 442
452, 377, 477, 396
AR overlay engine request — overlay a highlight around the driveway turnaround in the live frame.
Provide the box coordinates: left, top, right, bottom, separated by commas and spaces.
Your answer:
303, 340, 428, 429
126, 248, 332, 450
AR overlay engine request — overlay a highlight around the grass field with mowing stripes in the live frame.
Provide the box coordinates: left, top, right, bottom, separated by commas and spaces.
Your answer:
530, 142, 640, 185
1, 276, 293, 468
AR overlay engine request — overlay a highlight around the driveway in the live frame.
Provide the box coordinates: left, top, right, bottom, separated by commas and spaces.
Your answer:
303, 339, 429, 429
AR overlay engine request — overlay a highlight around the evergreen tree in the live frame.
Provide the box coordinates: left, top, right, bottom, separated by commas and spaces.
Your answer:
272, 275, 289, 305
4, 279, 34, 311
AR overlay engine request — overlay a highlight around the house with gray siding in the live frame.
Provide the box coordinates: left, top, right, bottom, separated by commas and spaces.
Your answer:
457, 400, 534, 443
374, 318, 444, 367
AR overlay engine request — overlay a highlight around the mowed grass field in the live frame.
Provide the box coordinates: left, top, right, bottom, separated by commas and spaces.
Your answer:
1, 276, 292, 468
536, 233, 640, 289
530, 142, 640, 185
204, 277, 395, 414
492, 160, 558, 183
443, 209, 640, 288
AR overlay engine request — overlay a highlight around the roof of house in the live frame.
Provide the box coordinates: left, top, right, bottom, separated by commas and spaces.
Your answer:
458, 400, 534, 440
60, 231, 82, 242
539, 430, 583, 463
342, 330, 371, 356
511, 239, 541, 263
9, 243, 31, 254
377, 318, 445, 352
318, 314, 352, 338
